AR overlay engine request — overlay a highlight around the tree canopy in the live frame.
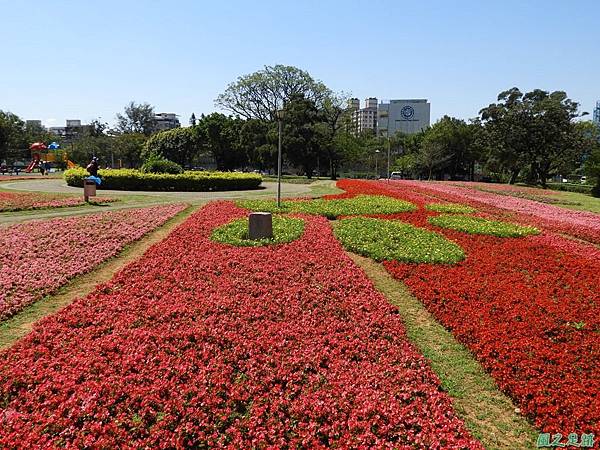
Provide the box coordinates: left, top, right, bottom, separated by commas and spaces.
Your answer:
116, 101, 157, 135
216, 65, 332, 121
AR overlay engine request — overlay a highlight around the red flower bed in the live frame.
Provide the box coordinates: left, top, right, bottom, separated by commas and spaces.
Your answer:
334, 179, 600, 435
0, 191, 117, 212
389, 180, 600, 245
0, 202, 480, 449
0, 204, 186, 321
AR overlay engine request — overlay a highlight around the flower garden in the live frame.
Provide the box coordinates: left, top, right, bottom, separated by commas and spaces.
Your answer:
0, 191, 116, 212
0, 179, 599, 447
0, 204, 185, 321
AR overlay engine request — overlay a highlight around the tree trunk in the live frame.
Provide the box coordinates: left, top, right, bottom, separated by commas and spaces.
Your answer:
509, 168, 520, 184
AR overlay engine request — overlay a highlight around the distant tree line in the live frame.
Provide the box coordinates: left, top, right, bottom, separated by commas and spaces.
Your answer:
1, 65, 599, 194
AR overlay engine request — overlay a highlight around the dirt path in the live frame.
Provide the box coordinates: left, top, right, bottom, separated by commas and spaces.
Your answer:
0, 206, 197, 350
349, 253, 539, 450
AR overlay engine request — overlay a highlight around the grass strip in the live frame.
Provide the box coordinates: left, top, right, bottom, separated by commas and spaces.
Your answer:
0, 205, 195, 350
349, 253, 539, 450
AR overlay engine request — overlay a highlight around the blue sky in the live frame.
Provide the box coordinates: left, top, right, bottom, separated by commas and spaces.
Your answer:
1, 0, 598, 128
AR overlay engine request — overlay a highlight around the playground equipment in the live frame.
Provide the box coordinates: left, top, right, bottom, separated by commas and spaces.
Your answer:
26, 142, 76, 172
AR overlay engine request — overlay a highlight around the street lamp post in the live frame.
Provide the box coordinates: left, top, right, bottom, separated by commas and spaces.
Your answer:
386, 136, 391, 182
276, 109, 285, 207
375, 149, 381, 179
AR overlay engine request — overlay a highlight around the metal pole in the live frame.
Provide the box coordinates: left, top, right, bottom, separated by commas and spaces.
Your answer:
277, 118, 282, 207
387, 137, 390, 182
375, 154, 378, 179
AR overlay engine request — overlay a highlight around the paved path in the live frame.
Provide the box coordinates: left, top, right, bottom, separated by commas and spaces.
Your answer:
1, 178, 312, 200
0, 179, 337, 226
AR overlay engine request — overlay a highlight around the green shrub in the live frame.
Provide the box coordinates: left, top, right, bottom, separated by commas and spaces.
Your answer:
428, 215, 540, 237
546, 183, 593, 194
237, 195, 416, 219
211, 216, 304, 246
592, 183, 600, 198
64, 168, 262, 191
333, 217, 465, 264
141, 156, 183, 174
425, 203, 477, 214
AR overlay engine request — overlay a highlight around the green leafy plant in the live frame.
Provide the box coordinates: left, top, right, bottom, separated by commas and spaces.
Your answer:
237, 195, 416, 219
64, 168, 262, 191
140, 155, 183, 174
211, 216, 305, 247
428, 215, 540, 237
426, 203, 477, 214
333, 217, 465, 264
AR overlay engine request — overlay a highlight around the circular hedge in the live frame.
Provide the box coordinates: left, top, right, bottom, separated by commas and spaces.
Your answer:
211, 216, 305, 247
425, 203, 477, 214
64, 168, 262, 191
237, 195, 416, 219
428, 215, 540, 237
333, 217, 465, 264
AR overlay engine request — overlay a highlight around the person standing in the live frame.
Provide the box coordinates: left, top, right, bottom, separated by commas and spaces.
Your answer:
38, 160, 45, 176
86, 157, 99, 177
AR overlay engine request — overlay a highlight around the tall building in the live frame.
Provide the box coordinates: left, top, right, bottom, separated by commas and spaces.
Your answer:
25, 120, 43, 129
350, 98, 379, 134
349, 97, 430, 136
49, 119, 91, 140
377, 99, 431, 136
594, 101, 600, 127
154, 113, 180, 132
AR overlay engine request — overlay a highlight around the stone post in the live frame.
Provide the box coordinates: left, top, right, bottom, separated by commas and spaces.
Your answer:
248, 212, 273, 240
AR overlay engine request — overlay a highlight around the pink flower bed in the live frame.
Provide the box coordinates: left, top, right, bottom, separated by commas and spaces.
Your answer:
388, 180, 600, 244
0, 191, 116, 212
0, 204, 186, 321
0, 202, 480, 448
451, 181, 561, 196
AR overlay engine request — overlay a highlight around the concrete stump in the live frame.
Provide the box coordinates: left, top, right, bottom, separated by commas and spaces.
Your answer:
248, 212, 273, 240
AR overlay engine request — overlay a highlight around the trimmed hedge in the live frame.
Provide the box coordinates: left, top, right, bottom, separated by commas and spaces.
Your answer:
64, 168, 262, 191
545, 183, 593, 194
141, 156, 183, 174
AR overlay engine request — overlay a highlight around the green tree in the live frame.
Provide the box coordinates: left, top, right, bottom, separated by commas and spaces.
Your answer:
197, 113, 246, 170
239, 119, 276, 171
480, 88, 587, 187
143, 127, 201, 167
116, 101, 156, 135
583, 123, 600, 196
112, 133, 146, 168
416, 116, 477, 180
0, 111, 25, 162
216, 65, 331, 121
281, 94, 327, 179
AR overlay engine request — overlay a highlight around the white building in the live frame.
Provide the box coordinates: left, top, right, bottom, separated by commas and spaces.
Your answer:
349, 97, 430, 136
349, 98, 379, 134
377, 99, 430, 136
154, 113, 180, 132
